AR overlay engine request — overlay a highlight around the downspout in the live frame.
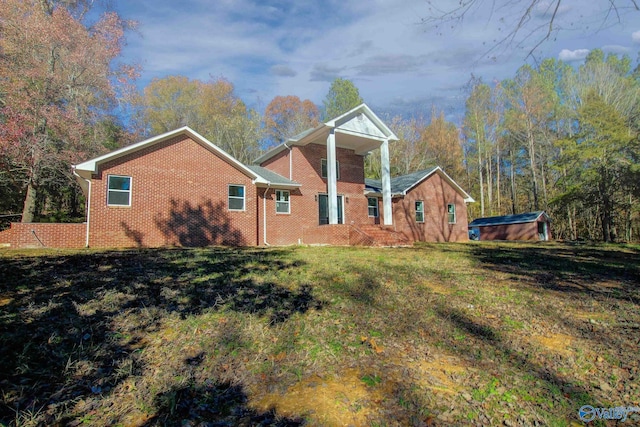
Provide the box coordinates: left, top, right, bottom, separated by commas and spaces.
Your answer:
263, 184, 271, 246
73, 168, 91, 248
284, 142, 293, 180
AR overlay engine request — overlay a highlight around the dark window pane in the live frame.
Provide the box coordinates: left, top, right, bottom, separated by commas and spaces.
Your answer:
229, 197, 244, 210
229, 185, 244, 197
108, 176, 130, 191
108, 191, 130, 206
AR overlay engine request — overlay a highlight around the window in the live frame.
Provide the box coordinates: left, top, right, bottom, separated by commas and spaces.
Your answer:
368, 197, 378, 217
275, 190, 290, 214
107, 175, 131, 206
447, 203, 456, 224
228, 185, 245, 211
321, 158, 340, 180
415, 200, 424, 223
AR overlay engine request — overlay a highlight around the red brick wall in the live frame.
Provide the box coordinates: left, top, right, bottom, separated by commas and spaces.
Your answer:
302, 224, 351, 245
477, 221, 549, 241
392, 172, 469, 242
89, 134, 258, 248
0, 223, 85, 248
260, 143, 372, 245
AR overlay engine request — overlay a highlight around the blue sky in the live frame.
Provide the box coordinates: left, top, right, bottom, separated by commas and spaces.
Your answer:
114, 0, 640, 122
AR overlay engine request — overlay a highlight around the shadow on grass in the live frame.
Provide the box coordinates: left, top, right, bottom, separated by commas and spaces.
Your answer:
435, 306, 598, 411
143, 381, 304, 426
0, 247, 320, 425
469, 242, 640, 305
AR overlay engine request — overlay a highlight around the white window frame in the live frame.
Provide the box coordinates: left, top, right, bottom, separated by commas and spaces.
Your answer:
447, 203, 456, 224
275, 189, 290, 214
415, 200, 424, 223
367, 197, 379, 217
228, 184, 245, 211
321, 158, 340, 180
107, 175, 132, 207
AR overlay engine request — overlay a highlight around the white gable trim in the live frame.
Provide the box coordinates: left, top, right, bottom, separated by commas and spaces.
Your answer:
325, 103, 398, 141
404, 167, 475, 203
73, 127, 268, 185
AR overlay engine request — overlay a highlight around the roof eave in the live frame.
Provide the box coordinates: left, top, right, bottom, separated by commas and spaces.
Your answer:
324, 103, 399, 141
74, 127, 262, 183
255, 181, 301, 189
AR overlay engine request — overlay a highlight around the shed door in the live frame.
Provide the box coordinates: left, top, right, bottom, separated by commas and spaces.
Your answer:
537, 222, 547, 241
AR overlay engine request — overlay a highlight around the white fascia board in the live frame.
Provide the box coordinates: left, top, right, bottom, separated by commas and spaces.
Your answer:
402, 167, 475, 203
254, 124, 329, 164
254, 181, 301, 189
325, 103, 399, 141
335, 128, 387, 142
73, 126, 266, 184
73, 126, 192, 172
434, 167, 475, 203
253, 144, 289, 165
536, 211, 551, 222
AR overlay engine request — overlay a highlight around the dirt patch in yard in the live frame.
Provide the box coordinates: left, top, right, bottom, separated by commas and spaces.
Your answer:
412, 356, 470, 394
251, 368, 386, 426
1, 243, 639, 426
530, 332, 576, 356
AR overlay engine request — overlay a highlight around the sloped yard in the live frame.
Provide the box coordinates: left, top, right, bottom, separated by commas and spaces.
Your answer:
1, 242, 639, 426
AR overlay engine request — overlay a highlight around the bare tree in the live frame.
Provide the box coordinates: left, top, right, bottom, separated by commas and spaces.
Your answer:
422, 0, 639, 58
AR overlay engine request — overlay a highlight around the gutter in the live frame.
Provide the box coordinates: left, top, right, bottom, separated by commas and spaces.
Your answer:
263, 184, 271, 246
73, 168, 91, 248
283, 142, 293, 180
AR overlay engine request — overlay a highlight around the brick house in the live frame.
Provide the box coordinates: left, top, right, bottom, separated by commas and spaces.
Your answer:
468, 211, 552, 241
366, 168, 474, 243
0, 104, 474, 248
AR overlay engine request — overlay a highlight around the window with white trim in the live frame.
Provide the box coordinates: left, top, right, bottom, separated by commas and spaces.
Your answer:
107, 175, 131, 206
447, 203, 456, 224
321, 158, 340, 180
367, 197, 378, 217
275, 190, 290, 214
228, 185, 245, 211
415, 200, 424, 223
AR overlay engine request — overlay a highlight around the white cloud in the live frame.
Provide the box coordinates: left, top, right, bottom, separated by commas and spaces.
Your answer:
558, 49, 590, 62
119, 0, 639, 122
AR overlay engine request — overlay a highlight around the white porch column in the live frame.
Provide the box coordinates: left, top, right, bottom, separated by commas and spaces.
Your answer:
381, 138, 393, 225
327, 128, 338, 224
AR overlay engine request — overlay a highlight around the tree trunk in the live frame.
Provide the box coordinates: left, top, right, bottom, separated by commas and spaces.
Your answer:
496, 139, 501, 214
509, 149, 517, 214
21, 181, 37, 223
487, 153, 493, 216
526, 122, 539, 210
626, 193, 632, 242
478, 145, 485, 217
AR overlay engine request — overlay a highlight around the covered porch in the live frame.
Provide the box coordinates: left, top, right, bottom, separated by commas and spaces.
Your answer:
285, 104, 398, 226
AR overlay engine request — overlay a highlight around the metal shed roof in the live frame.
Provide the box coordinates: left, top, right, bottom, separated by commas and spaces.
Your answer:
468, 211, 550, 227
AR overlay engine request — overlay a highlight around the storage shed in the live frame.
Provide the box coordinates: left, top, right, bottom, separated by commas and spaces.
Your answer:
468, 211, 551, 241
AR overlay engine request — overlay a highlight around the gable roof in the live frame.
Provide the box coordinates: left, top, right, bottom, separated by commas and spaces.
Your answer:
72, 127, 299, 192
365, 167, 475, 203
74, 126, 266, 181
469, 211, 550, 227
245, 166, 300, 189
255, 103, 399, 164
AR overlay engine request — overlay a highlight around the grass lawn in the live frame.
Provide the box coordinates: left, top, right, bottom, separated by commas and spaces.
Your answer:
1, 242, 639, 426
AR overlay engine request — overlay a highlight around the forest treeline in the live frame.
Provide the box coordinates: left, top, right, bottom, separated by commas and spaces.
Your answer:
1, 1, 638, 241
